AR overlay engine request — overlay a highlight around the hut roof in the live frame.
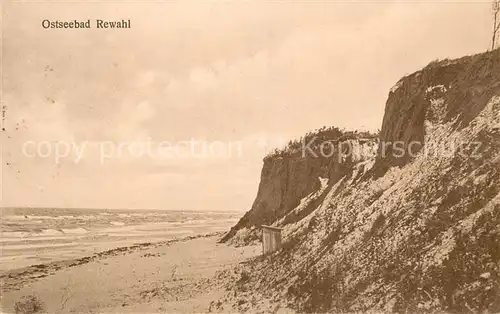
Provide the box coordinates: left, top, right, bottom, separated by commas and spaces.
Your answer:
261, 225, 283, 232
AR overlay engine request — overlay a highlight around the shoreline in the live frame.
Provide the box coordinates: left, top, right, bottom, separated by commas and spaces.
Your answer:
0, 232, 224, 293
0, 209, 240, 271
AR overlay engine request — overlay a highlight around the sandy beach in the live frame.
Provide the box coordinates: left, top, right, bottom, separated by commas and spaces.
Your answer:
0, 233, 261, 313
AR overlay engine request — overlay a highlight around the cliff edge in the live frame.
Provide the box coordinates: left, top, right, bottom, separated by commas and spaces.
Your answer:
216, 49, 500, 313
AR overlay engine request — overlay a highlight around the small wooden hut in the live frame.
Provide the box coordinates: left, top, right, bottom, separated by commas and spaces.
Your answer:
261, 225, 283, 254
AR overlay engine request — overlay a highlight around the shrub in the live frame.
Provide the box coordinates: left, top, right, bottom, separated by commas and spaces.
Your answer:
14, 295, 45, 314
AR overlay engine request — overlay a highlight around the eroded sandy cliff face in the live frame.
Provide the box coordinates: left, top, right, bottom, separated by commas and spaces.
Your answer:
216, 50, 500, 313
375, 53, 500, 173
220, 136, 378, 245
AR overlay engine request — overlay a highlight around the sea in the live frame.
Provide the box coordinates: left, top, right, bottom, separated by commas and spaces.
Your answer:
0, 207, 240, 271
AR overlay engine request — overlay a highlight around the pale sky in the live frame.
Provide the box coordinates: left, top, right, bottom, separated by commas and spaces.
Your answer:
0, 0, 493, 210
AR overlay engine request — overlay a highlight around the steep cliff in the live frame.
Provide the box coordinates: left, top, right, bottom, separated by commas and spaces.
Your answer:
216, 49, 500, 313
375, 53, 500, 173
220, 133, 378, 245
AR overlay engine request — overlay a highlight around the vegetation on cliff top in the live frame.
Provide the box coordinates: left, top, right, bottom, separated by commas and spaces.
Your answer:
264, 126, 378, 160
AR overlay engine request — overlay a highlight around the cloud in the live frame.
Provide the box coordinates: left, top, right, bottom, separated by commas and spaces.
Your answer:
135, 71, 158, 88
189, 67, 219, 90
2, 1, 493, 210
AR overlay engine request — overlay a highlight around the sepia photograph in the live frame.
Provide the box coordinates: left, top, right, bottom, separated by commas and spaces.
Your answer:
1, 0, 500, 313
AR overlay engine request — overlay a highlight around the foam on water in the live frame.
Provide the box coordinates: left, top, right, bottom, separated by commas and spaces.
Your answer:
61, 228, 89, 234
41, 229, 63, 235
0, 208, 242, 270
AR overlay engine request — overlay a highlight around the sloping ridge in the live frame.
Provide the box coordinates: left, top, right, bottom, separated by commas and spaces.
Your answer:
216, 50, 500, 313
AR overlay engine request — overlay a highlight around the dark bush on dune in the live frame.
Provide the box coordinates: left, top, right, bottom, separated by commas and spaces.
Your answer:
14, 295, 45, 314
